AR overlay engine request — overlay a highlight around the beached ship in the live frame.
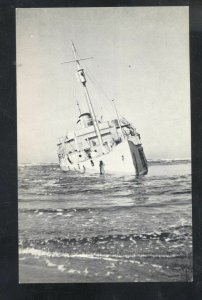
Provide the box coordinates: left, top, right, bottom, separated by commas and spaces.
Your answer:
57, 43, 148, 176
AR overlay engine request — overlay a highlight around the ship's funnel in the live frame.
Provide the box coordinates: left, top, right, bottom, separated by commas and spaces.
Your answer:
78, 112, 93, 128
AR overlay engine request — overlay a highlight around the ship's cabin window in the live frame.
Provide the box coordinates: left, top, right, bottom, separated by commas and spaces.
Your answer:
79, 154, 82, 157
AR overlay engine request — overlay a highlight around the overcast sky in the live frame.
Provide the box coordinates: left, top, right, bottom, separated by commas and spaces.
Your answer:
16, 7, 190, 163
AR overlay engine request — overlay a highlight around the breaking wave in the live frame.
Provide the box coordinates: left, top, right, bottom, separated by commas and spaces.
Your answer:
19, 247, 185, 261
20, 225, 191, 249
147, 159, 191, 165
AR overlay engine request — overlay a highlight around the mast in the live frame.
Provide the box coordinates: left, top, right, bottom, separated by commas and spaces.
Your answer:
71, 42, 105, 153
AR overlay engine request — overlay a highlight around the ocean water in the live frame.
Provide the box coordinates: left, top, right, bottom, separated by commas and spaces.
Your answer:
18, 160, 192, 283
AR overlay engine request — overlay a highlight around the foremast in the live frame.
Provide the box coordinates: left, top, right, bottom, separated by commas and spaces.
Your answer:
71, 42, 105, 154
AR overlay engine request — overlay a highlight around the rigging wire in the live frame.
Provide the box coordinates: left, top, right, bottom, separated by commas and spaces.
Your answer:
76, 52, 116, 116
84, 67, 116, 121
70, 48, 124, 124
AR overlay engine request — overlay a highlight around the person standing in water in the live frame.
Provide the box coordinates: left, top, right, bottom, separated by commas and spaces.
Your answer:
99, 160, 104, 175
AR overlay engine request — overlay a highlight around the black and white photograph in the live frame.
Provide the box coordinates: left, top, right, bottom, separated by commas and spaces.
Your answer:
17, 6, 192, 283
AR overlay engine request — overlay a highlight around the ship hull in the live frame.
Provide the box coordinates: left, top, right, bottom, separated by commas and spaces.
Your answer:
59, 138, 148, 176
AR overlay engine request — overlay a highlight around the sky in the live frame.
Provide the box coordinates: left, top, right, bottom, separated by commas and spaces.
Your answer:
16, 7, 190, 163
